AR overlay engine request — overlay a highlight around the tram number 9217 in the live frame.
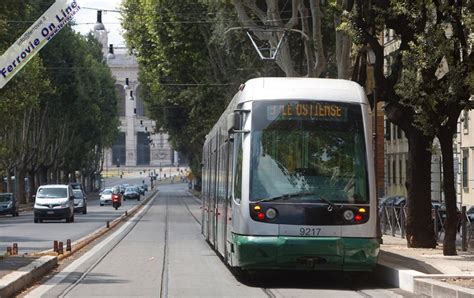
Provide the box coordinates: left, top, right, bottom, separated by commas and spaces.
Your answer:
300, 227, 321, 236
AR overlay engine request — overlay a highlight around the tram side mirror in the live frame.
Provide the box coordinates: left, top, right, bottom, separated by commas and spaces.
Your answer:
227, 112, 241, 134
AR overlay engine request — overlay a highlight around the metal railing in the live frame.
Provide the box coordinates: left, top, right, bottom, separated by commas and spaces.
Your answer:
380, 205, 473, 250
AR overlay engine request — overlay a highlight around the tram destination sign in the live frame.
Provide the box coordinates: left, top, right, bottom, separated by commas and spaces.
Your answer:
267, 102, 348, 121
0, 0, 80, 89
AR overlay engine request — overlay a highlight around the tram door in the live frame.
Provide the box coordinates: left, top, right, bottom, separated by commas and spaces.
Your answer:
209, 136, 218, 246
203, 142, 211, 239
216, 136, 228, 257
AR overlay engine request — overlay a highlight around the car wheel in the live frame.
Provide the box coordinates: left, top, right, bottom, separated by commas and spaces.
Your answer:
83, 207, 87, 215
66, 216, 70, 223
15, 211, 19, 216
39, 219, 43, 223
34, 217, 39, 223
100, 203, 104, 206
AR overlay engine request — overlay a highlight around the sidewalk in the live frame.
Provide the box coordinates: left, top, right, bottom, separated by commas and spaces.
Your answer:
376, 235, 474, 296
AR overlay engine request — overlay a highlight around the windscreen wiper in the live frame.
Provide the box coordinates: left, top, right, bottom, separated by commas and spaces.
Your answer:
256, 192, 338, 212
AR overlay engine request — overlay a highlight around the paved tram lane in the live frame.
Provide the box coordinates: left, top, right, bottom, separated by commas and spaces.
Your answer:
24, 184, 416, 297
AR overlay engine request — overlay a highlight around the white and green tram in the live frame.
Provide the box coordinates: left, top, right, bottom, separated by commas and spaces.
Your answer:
201, 77, 380, 271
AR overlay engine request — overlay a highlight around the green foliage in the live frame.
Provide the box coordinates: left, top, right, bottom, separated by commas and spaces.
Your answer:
122, 0, 260, 175
0, 0, 119, 181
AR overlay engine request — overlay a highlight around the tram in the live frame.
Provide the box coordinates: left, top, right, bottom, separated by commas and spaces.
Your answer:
201, 77, 379, 272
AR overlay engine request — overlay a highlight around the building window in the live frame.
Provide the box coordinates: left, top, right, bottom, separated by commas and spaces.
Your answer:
112, 132, 126, 166
399, 159, 403, 185
137, 132, 151, 165
135, 86, 148, 117
115, 84, 126, 117
387, 158, 391, 186
463, 110, 469, 131
385, 119, 391, 140
463, 150, 468, 189
393, 160, 397, 185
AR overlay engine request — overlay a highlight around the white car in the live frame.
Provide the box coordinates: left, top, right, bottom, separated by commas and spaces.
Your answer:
34, 184, 75, 223
99, 188, 113, 206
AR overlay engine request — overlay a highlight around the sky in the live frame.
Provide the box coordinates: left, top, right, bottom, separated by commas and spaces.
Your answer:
73, 0, 125, 46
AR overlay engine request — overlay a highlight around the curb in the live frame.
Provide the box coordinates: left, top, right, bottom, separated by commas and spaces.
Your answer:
376, 260, 474, 296
0, 256, 57, 298
414, 277, 474, 297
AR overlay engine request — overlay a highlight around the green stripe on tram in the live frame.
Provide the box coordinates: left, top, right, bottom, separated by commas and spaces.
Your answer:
232, 234, 379, 271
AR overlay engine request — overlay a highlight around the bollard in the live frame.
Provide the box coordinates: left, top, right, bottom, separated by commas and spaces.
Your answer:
12, 243, 18, 255
54, 240, 59, 253
106, 221, 110, 228
6, 247, 12, 255
58, 242, 64, 255
66, 239, 72, 252
462, 206, 467, 251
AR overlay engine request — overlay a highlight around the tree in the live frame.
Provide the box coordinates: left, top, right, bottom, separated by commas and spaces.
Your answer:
230, 0, 354, 78
350, 1, 473, 252
122, 0, 262, 175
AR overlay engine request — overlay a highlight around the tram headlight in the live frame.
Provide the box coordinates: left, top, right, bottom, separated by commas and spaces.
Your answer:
343, 209, 355, 221
265, 208, 277, 220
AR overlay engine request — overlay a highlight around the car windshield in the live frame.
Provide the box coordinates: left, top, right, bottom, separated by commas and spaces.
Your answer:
126, 187, 135, 192
250, 100, 368, 204
0, 194, 12, 202
73, 190, 83, 198
37, 187, 67, 198
102, 189, 112, 195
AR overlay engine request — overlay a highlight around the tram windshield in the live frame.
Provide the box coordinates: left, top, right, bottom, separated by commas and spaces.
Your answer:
250, 100, 369, 204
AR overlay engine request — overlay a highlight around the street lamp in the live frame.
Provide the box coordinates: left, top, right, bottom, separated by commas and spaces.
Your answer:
93, 11, 105, 31
107, 44, 115, 60
124, 78, 130, 90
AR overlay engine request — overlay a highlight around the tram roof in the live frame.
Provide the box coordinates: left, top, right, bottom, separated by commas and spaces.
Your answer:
239, 77, 368, 104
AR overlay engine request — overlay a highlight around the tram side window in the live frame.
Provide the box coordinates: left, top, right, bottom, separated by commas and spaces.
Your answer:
234, 135, 243, 203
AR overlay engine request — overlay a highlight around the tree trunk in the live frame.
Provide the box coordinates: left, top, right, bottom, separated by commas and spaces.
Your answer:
405, 131, 437, 248
439, 126, 458, 255
17, 170, 26, 205
28, 170, 36, 204
7, 171, 13, 193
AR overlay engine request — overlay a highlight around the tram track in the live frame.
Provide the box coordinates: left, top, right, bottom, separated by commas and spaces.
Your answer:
159, 196, 169, 298
56, 193, 157, 298
178, 193, 280, 298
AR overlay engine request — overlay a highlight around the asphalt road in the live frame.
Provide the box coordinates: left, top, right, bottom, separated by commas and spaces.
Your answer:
23, 184, 416, 297
0, 176, 149, 255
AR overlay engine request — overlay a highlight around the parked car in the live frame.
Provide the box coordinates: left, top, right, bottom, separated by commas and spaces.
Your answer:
123, 186, 140, 201
437, 202, 461, 231
99, 188, 114, 206
0, 193, 19, 217
72, 189, 87, 214
69, 182, 85, 195
136, 185, 145, 195
34, 184, 75, 223
467, 206, 474, 223
378, 195, 406, 218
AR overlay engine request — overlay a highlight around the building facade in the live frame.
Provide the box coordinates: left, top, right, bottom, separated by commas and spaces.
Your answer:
92, 16, 176, 169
